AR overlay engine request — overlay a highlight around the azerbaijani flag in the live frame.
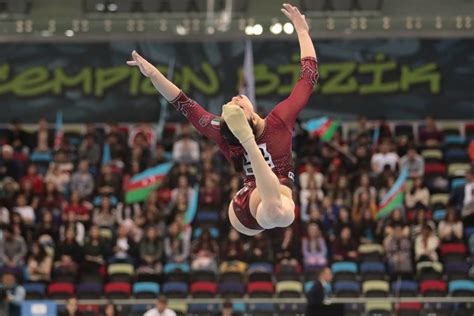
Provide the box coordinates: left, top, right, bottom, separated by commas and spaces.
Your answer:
306, 117, 340, 142
376, 167, 409, 219
54, 112, 63, 151
125, 162, 174, 204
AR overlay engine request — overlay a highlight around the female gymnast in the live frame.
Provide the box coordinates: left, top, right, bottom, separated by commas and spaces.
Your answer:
127, 3, 318, 236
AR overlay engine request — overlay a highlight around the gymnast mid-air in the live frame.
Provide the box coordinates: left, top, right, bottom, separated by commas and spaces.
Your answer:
127, 3, 318, 236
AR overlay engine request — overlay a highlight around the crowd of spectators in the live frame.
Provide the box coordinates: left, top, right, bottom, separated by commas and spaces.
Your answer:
0, 115, 473, 311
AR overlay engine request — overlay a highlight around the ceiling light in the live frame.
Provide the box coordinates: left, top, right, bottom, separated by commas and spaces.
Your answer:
283, 22, 294, 34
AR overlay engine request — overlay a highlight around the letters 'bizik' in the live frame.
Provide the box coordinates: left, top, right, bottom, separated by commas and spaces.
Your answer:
128, 3, 318, 235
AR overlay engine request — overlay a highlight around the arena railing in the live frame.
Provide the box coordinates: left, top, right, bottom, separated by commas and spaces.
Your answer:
0, 119, 470, 141
54, 296, 474, 305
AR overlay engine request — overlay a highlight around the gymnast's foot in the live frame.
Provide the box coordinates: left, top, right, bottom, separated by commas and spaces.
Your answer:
222, 103, 254, 144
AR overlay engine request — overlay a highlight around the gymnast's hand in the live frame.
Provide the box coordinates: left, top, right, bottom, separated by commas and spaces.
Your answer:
127, 50, 158, 78
281, 3, 309, 34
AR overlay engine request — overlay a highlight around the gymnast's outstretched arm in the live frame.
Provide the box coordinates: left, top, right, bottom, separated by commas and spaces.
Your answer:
127, 51, 224, 145
281, 3, 315, 59
272, 3, 319, 127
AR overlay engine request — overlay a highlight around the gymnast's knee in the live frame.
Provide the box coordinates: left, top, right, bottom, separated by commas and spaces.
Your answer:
256, 202, 295, 229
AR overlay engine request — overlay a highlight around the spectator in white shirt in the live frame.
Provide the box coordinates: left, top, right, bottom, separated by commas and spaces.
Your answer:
144, 296, 176, 316
371, 141, 399, 174
13, 194, 34, 226
415, 224, 440, 262
172, 124, 200, 164
299, 162, 324, 190
400, 147, 425, 178
438, 208, 463, 242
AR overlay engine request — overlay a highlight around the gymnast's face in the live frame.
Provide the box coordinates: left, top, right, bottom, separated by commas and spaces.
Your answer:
230, 95, 255, 121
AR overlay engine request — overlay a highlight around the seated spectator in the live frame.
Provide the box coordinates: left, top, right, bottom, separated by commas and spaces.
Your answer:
97, 164, 121, 196
55, 226, 83, 266
331, 175, 352, 207
400, 147, 425, 178
273, 226, 300, 267
300, 180, 324, 223
164, 221, 190, 263
0, 201, 9, 228
352, 191, 376, 226
13, 194, 35, 226
199, 176, 221, 210
104, 303, 117, 316
415, 224, 440, 262
45, 162, 70, 193
306, 267, 333, 313
0, 144, 22, 181
371, 141, 399, 174
438, 208, 463, 242
60, 211, 86, 245
34, 210, 60, 245
20, 164, 44, 195
384, 224, 413, 276
411, 208, 435, 240
221, 228, 245, 261
63, 191, 92, 223
169, 175, 194, 208
93, 196, 117, 229
357, 208, 379, 244
385, 208, 410, 237
10, 212, 28, 240
19, 177, 40, 210
419, 116, 443, 146
0, 226, 27, 267
38, 181, 64, 214
78, 134, 100, 167
353, 173, 377, 204
70, 160, 94, 199
83, 225, 109, 271
332, 226, 358, 262
299, 161, 324, 190
59, 297, 81, 316
247, 232, 273, 263
110, 224, 137, 265
139, 226, 164, 273
191, 229, 218, 272
405, 177, 430, 210
148, 144, 169, 167
27, 241, 52, 282
333, 206, 353, 237
1, 272, 25, 315
302, 223, 327, 269
216, 299, 234, 316
172, 124, 200, 164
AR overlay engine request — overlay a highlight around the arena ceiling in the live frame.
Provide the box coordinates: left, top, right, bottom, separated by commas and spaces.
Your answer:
0, 0, 473, 41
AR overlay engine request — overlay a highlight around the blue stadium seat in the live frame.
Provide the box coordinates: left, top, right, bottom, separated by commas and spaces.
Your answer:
391, 280, 418, 297
445, 262, 470, 279
195, 211, 219, 224
332, 262, 358, 282
445, 148, 469, 163
360, 262, 386, 281
451, 178, 466, 189
24, 283, 47, 299
332, 262, 358, 274
192, 227, 219, 239
162, 281, 188, 298
433, 209, 447, 222
334, 280, 360, 297
444, 135, 465, 145
133, 282, 160, 298
448, 280, 474, 296
218, 281, 245, 298
164, 262, 190, 274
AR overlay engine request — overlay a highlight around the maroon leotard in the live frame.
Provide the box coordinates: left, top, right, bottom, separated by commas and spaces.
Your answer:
171, 57, 319, 230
